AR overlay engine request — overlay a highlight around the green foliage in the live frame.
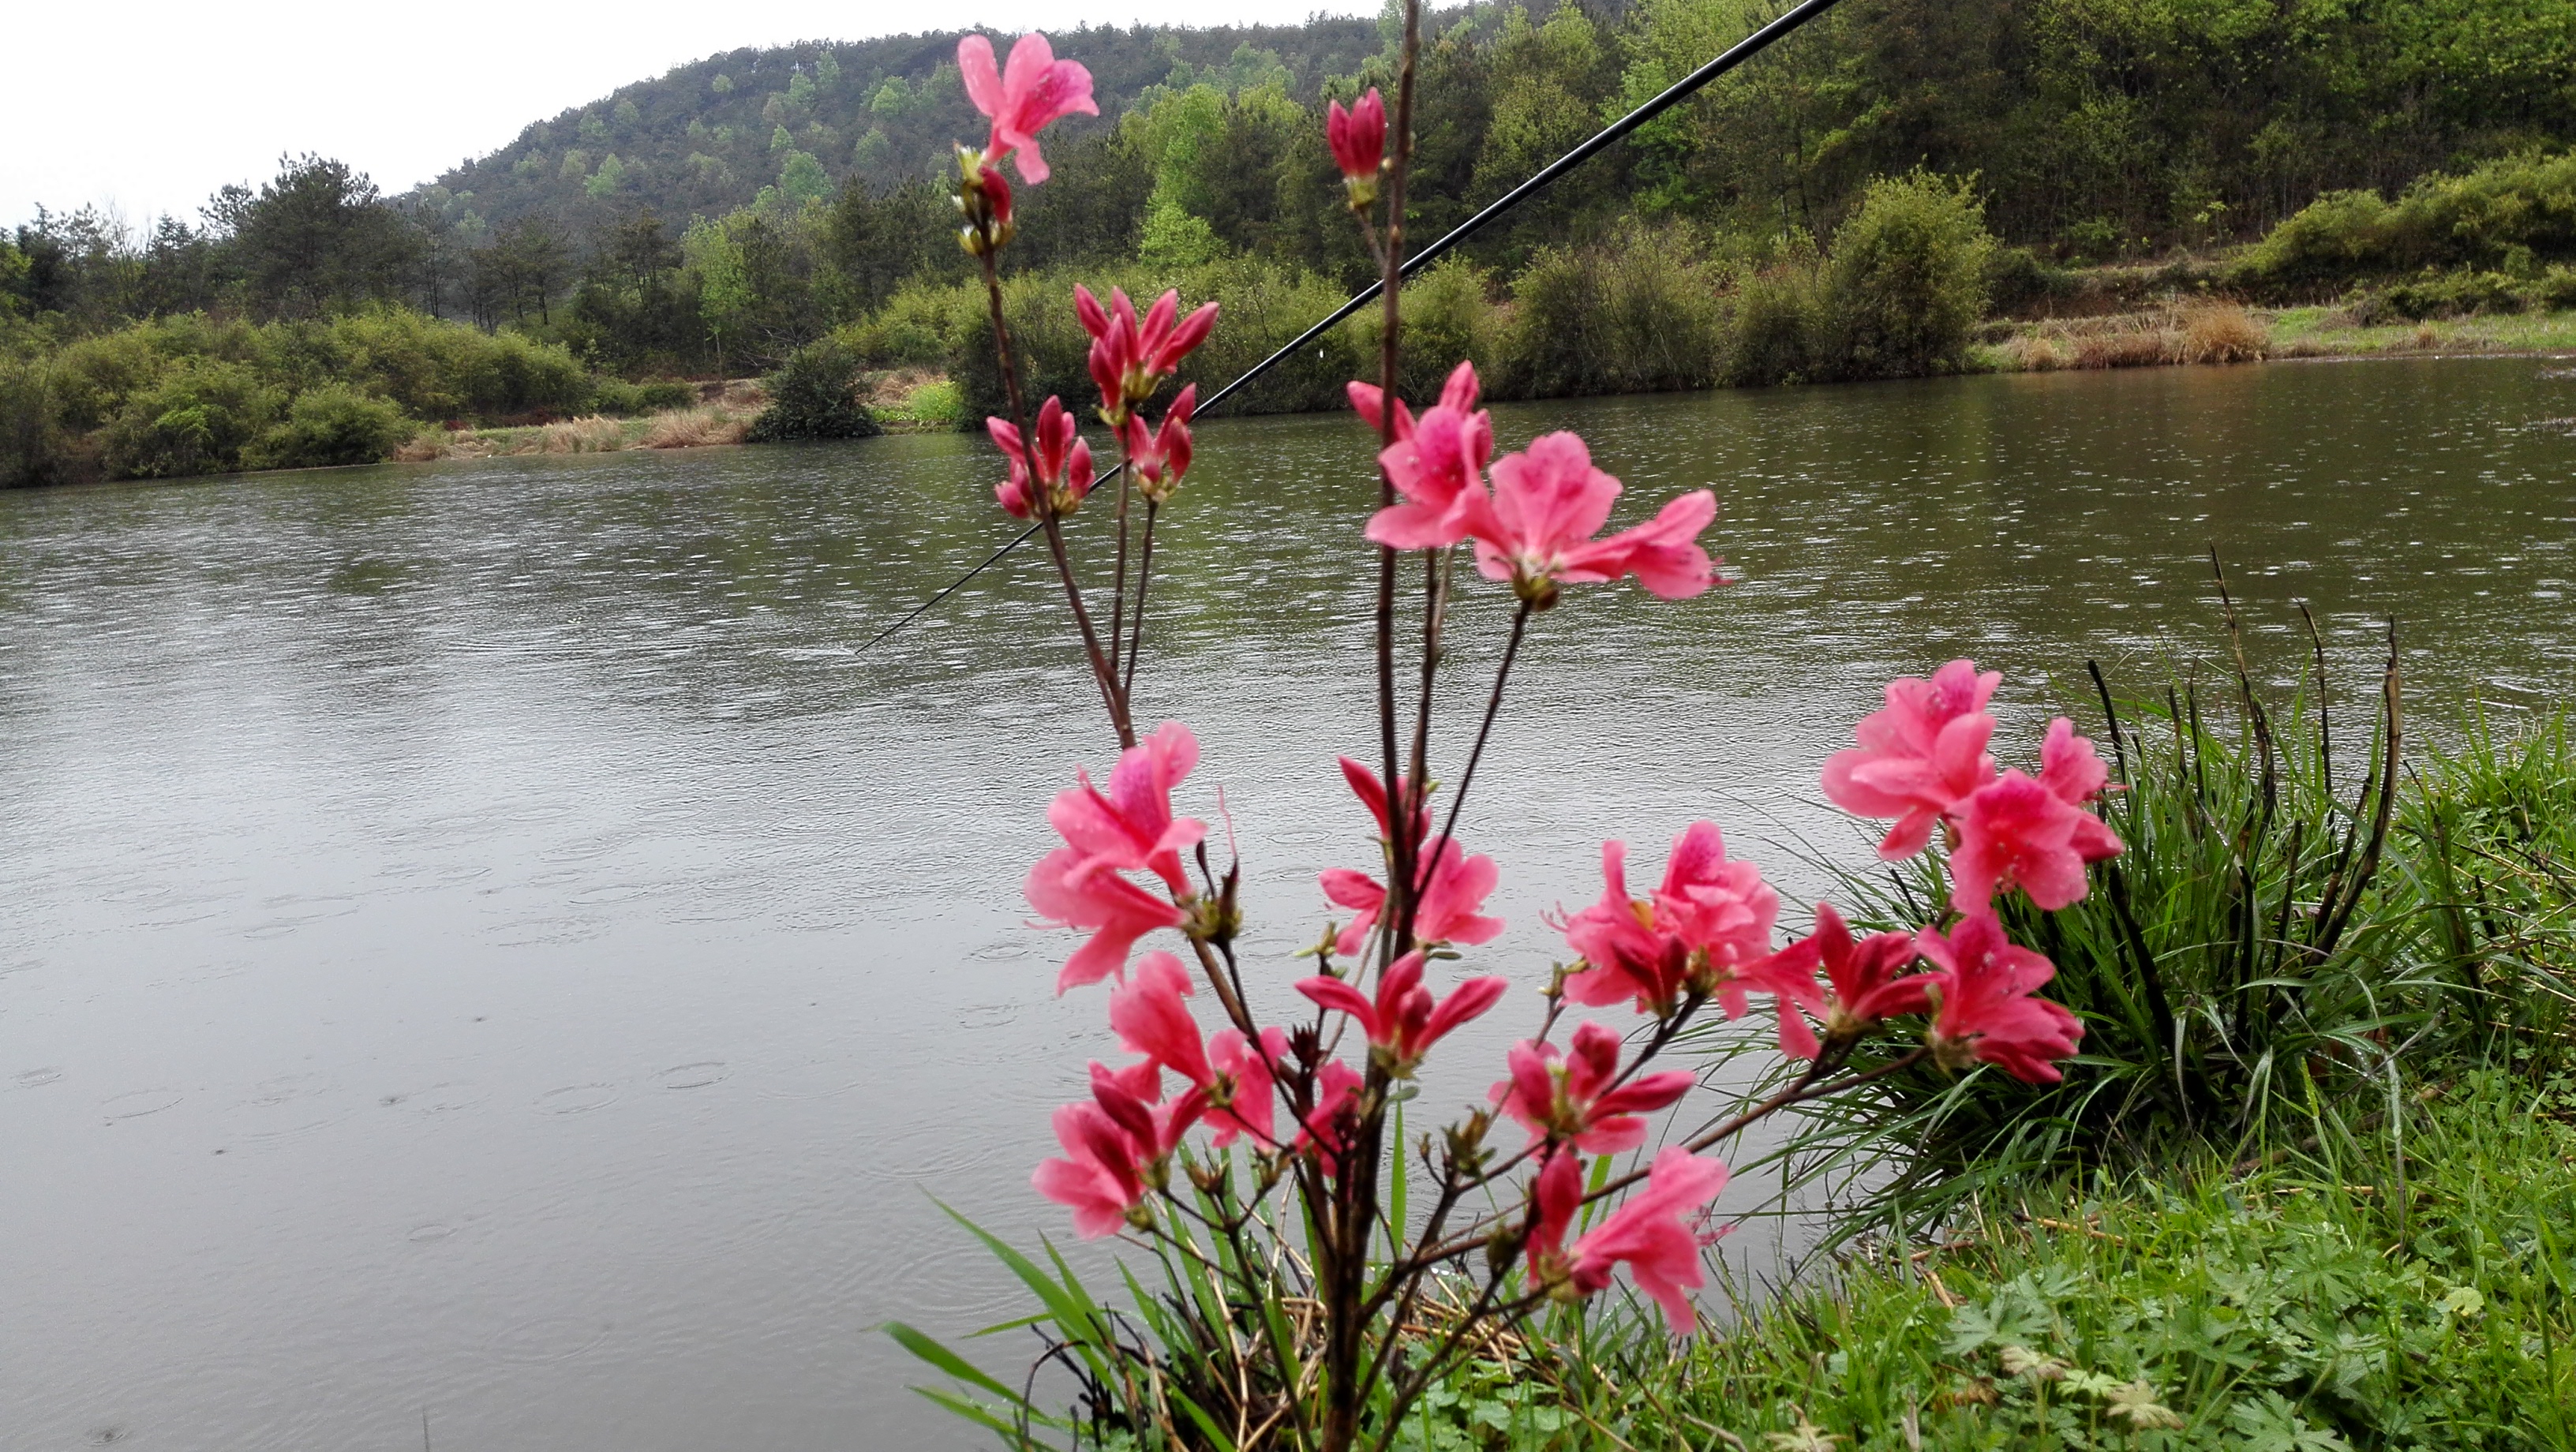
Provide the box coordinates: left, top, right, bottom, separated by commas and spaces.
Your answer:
1823, 172, 1995, 380
1723, 255, 1827, 387
243, 384, 414, 470
2236, 150, 2576, 295
97, 358, 278, 479
0, 361, 80, 488
1500, 222, 1728, 396
1599, 1075, 2576, 1450
587, 376, 695, 415
744, 338, 880, 441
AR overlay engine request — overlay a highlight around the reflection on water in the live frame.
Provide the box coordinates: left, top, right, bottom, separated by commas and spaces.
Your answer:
2, 358, 2571, 1450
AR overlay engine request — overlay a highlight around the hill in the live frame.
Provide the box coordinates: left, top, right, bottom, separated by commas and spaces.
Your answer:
405, 21, 1389, 241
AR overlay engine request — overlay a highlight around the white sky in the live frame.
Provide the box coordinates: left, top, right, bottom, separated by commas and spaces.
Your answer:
5, 0, 1379, 230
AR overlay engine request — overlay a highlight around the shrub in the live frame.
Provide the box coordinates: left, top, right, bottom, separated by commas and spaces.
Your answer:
2235, 148, 2576, 294
590, 376, 699, 416
98, 360, 279, 479
1821, 170, 1995, 380
2381, 270, 2526, 320
0, 362, 83, 488
1347, 256, 1503, 404
1983, 244, 2078, 316
244, 384, 414, 470
1500, 222, 1726, 397
1723, 257, 1826, 386
746, 339, 882, 441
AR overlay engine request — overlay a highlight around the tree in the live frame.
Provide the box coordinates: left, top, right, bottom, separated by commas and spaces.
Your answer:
215, 155, 421, 317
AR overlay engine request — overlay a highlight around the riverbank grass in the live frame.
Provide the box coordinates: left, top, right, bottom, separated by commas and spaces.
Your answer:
1572, 1071, 2576, 1451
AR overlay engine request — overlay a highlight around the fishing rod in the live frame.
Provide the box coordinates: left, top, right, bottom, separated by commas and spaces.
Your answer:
862, 0, 1852, 652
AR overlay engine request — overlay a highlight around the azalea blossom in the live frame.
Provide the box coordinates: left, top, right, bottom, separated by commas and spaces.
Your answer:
1949, 769, 2123, 911
1915, 914, 2084, 1083
989, 396, 1095, 518
1368, 362, 1494, 550
1025, 848, 1188, 993
1762, 901, 1938, 1060
1949, 717, 2122, 910
1336, 755, 1426, 842
1457, 432, 1718, 606
1116, 385, 1196, 502
1491, 1020, 1697, 1153
1346, 380, 1415, 441
1820, 659, 2003, 859
1108, 951, 1211, 1085
1320, 837, 1503, 960
1567, 1146, 1730, 1334
1076, 286, 1218, 424
1204, 1026, 1286, 1147
958, 32, 1098, 184
1325, 88, 1387, 208
1526, 1146, 1731, 1334
1296, 952, 1507, 1077
1319, 754, 1501, 958
1048, 720, 1204, 896
1559, 823, 1784, 1019
1032, 1059, 1204, 1237
1293, 1058, 1367, 1177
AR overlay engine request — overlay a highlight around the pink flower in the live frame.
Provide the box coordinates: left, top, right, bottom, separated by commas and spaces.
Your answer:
1336, 756, 1425, 842
1949, 770, 2122, 911
1109, 951, 1210, 1086
1293, 1059, 1366, 1176
1115, 385, 1196, 502
1296, 952, 1508, 1076
1948, 717, 2122, 911
1032, 1061, 1204, 1238
1320, 837, 1503, 960
1325, 88, 1387, 204
1346, 380, 1415, 440
988, 396, 1095, 518
958, 32, 1098, 185
1491, 1020, 1697, 1153
1317, 758, 1502, 957
1076, 286, 1218, 424
1567, 1147, 1730, 1334
1821, 660, 2002, 859
1560, 824, 1780, 1018
1458, 432, 1719, 605
1368, 363, 1494, 550
1205, 1026, 1286, 1148
1025, 848, 1188, 993
1762, 902, 1938, 1060
1915, 914, 2084, 1083
1048, 720, 1204, 896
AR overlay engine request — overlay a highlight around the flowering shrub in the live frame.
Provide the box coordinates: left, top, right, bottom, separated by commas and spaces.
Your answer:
899, 23, 2123, 1452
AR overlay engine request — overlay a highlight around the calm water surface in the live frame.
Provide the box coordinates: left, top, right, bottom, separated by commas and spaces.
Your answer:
4, 357, 2573, 1450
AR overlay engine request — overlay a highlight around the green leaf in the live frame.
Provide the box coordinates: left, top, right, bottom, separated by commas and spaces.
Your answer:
886, 1321, 1026, 1405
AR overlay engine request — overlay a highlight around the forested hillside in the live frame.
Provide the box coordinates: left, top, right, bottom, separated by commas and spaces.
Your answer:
407, 20, 1386, 239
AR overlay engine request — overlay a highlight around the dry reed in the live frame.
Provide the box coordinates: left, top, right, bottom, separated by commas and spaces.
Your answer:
641, 408, 750, 449
2176, 303, 2266, 364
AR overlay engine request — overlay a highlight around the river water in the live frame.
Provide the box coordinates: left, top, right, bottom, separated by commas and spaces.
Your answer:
3, 357, 2573, 1450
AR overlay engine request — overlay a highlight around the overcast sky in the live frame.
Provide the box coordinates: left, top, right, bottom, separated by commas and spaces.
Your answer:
6, 0, 1379, 229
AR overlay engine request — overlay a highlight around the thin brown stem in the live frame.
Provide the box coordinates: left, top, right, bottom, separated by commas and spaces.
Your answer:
1425, 601, 1532, 872
977, 250, 1133, 747
1123, 501, 1160, 703
1369, 0, 1422, 982
1109, 466, 1133, 680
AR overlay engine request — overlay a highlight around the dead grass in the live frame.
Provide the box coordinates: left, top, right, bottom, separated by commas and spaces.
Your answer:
641, 407, 750, 449
534, 416, 628, 454
2176, 302, 2266, 364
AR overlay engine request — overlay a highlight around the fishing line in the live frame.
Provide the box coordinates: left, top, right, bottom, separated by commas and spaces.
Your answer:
863, 0, 1852, 651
